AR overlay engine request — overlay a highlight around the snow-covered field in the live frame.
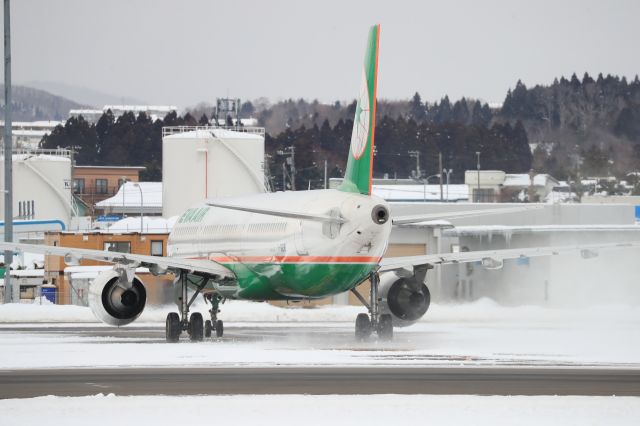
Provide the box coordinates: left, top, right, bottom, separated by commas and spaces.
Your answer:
1, 394, 638, 426
1, 299, 639, 369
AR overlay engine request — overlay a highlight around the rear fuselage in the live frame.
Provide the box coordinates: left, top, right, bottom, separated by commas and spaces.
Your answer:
168, 189, 392, 300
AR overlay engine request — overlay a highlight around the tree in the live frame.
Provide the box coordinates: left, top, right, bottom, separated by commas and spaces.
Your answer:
408, 92, 426, 121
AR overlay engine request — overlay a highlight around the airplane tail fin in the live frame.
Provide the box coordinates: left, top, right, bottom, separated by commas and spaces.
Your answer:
338, 24, 380, 196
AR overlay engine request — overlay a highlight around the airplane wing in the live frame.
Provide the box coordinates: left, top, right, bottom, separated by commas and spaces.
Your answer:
391, 205, 543, 225
378, 240, 640, 272
0, 242, 234, 280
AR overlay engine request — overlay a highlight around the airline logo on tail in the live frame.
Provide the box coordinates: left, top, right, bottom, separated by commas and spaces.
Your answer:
339, 24, 380, 195
351, 68, 370, 160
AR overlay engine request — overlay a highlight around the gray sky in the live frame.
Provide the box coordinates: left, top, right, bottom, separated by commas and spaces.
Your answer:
3, 0, 640, 108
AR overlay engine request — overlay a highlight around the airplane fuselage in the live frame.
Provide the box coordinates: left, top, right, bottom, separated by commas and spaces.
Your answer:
168, 189, 392, 300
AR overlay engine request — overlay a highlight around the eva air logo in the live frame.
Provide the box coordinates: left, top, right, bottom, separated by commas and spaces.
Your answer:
350, 68, 370, 160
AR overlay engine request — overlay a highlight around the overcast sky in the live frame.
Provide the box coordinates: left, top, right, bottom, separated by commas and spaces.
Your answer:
2, 0, 639, 108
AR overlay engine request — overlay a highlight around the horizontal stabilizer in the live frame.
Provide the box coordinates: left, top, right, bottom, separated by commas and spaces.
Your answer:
392, 205, 544, 226
206, 201, 347, 224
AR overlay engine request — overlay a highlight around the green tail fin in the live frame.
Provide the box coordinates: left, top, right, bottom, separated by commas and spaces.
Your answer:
338, 24, 380, 195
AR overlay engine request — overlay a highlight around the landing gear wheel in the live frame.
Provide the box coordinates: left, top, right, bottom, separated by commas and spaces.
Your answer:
204, 320, 212, 338
165, 312, 181, 343
215, 319, 224, 338
189, 312, 204, 342
355, 313, 372, 340
377, 314, 393, 341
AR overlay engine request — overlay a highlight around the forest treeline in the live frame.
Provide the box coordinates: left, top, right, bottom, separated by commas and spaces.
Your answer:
41, 72, 640, 189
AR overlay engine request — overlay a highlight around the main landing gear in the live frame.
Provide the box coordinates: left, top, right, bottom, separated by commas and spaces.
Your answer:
351, 272, 393, 341
165, 272, 224, 343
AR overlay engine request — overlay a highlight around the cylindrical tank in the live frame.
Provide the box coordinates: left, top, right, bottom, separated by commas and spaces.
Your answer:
162, 128, 265, 217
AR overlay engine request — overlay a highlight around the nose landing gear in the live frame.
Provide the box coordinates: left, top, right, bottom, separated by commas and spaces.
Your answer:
351, 272, 393, 341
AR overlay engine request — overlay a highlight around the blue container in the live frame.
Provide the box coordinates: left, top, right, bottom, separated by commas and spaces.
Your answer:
41, 285, 57, 304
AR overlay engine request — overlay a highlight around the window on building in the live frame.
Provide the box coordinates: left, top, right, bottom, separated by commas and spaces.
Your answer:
73, 178, 85, 194
473, 188, 495, 203
104, 242, 131, 253
96, 179, 108, 194
151, 240, 163, 257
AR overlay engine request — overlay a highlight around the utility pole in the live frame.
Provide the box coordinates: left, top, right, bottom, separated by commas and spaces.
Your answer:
438, 152, 443, 201
3, 0, 13, 303
324, 159, 328, 189
408, 150, 421, 178
475, 151, 481, 203
277, 146, 296, 191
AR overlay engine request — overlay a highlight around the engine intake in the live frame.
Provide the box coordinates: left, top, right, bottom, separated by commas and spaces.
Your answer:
379, 272, 430, 326
88, 270, 146, 326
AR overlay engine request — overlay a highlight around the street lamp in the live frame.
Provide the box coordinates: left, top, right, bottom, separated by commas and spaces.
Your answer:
442, 168, 453, 201
132, 183, 143, 232
422, 174, 441, 202
121, 176, 128, 218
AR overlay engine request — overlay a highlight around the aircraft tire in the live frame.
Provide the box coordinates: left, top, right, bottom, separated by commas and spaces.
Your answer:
204, 320, 212, 338
189, 312, 204, 342
165, 312, 181, 343
215, 320, 224, 338
377, 314, 393, 341
355, 313, 371, 340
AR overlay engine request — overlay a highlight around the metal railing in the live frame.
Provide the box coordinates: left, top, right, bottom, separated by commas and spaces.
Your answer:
10, 147, 72, 158
162, 125, 265, 138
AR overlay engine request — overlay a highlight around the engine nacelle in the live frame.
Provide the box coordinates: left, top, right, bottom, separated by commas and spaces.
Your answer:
88, 270, 147, 326
379, 271, 430, 327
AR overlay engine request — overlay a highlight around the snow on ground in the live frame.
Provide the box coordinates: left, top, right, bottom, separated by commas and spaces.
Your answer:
1, 394, 638, 426
1, 299, 640, 369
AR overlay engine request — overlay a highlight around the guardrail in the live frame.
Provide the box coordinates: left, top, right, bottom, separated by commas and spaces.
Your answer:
162, 125, 265, 138
12, 148, 72, 158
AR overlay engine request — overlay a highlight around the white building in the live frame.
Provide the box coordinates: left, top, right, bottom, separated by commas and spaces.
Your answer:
387, 202, 640, 307
162, 126, 266, 217
464, 170, 559, 202
0, 120, 63, 150
95, 181, 163, 217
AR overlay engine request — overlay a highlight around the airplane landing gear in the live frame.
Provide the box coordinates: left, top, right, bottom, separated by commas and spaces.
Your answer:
351, 272, 394, 341
165, 272, 209, 343
204, 293, 224, 338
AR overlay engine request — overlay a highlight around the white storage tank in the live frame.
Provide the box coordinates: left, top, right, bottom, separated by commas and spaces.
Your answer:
0, 150, 75, 231
162, 127, 266, 217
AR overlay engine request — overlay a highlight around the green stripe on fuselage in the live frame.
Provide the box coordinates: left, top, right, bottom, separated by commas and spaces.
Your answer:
222, 262, 376, 300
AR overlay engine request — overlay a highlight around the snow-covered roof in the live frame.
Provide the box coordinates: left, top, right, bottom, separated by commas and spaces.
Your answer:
95, 182, 162, 210
372, 184, 469, 202
104, 216, 176, 233
9, 269, 45, 277
503, 174, 558, 187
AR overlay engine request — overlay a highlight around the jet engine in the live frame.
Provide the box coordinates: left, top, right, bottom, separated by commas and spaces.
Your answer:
88, 270, 147, 326
378, 270, 430, 327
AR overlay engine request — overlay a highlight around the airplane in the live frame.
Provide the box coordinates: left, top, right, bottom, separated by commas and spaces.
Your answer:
2, 24, 640, 342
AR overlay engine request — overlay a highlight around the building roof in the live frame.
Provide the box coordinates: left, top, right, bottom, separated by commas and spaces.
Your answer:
95, 182, 162, 212
503, 174, 559, 187
372, 184, 469, 202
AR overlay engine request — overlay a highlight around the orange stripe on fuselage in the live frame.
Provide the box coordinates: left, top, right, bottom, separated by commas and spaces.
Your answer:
190, 255, 382, 264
